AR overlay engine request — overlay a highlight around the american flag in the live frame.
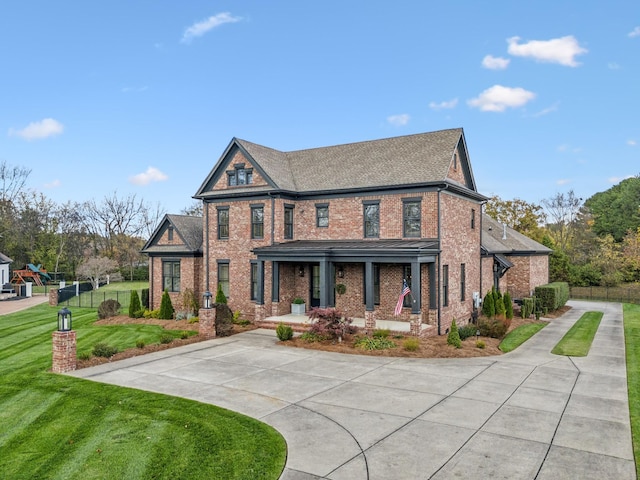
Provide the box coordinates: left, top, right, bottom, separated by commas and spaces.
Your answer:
394, 280, 411, 316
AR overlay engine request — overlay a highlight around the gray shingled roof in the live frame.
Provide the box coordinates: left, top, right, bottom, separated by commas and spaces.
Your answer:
141, 214, 203, 254
481, 214, 551, 255
0, 252, 13, 264
237, 128, 463, 192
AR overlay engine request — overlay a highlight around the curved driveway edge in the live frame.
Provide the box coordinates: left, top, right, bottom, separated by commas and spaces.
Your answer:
69, 300, 636, 479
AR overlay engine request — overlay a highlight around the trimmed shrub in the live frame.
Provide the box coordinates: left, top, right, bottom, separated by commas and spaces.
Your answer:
478, 318, 509, 338
92, 342, 118, 358
159, 333, 174, 344
504, 291, 514, 320
308, 307, 356, 342
98, 299, 121, 319
276, 323, 294, 341
300, 331, 326, 342
482, 290, 495, 318
495, 294, 506, 318
179, 330, 190, 340
215, 284, 227, 304
215, 303, 234, 337
447, 319, 462, 348
476, 340, 486, 349
534, 282, 569, 312
521, 297, 534, 318
129, 290, 143, 318
78, 351, 92, 361
403, 337, 420, 352
136, 339, 146, 349
458, 324, 478, 341
159, 290, 174, 320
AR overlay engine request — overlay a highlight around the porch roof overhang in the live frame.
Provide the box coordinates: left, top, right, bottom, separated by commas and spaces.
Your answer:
252, 239, 439, 263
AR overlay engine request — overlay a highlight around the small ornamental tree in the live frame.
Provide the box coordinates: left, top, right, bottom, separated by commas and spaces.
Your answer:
482, 290, 495, 318
504, 291, 514, 320
447, 319, 462, 348
215, 283, 227, 304
128, 290, 142, 318
308, 308, 356, 343
159, 290, 174, 319
141, 288, 150, 309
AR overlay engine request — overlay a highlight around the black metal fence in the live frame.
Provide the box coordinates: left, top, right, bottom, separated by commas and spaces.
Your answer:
60, 288, 136, 309
570, 286, 640, 305
57, 282, 93, 303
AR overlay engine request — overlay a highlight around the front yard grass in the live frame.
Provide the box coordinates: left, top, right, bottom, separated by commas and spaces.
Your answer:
499, 322, 547, 353
624, 303, 640, 479
0, 303, 286, 480
551, 311, 603, 357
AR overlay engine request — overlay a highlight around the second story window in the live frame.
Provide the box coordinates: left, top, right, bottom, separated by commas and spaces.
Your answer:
218, 207, 229, 240
167, 226, 174, 241
443, 264, 449, 307
403, 199, 421, 238
227, 163, 253, 186
363, 201, 380, 238
316, 204, 329, 228
284, 205, 294, 239
251, 205, 264, 239
471, 208, 476, 229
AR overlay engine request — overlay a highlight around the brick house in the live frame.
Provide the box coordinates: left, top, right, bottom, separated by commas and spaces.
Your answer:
143, 128, 549, 335
1, 252, 12, 288
481, 214, 551, 299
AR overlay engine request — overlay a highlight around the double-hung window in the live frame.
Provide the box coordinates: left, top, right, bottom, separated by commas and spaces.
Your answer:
442, 264, 449, 307
218, 207, 229, 240
460, 263, 466, 301
403, 199, 421, 238
316, 204, 329, 228
162, 260, 180, 292
284, 205, 294, 239
218, 261, 229, 298
251, 205, 264, 239
363, 201, 380, 238
250, 261, 258, 301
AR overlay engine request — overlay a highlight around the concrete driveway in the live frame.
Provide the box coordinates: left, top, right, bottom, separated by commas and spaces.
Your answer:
70, 300, 636, 479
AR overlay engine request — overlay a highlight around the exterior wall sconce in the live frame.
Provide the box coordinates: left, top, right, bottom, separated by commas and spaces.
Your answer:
298, 265, 305, 277
337, 266, 344, 278
203, 291, 212, 309
57, 307, 72, 331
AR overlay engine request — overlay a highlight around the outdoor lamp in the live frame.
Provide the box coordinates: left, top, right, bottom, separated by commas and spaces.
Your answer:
57, 307, 72, 332
337, 266, 344, 278
298, 265, 305, 277
203, 291, 212, 309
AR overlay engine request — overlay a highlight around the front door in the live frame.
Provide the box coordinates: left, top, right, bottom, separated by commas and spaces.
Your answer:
310, 264, 321, 307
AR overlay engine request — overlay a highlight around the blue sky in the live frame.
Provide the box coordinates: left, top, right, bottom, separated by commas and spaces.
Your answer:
2, 1, 638, 215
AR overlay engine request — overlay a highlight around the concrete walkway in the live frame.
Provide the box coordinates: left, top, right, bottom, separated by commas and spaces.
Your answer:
70, 300, 636, 479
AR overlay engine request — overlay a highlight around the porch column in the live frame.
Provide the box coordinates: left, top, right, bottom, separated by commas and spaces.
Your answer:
411, 261, 421, 314
428, 263, 437, 309
257, 260, 265, 305
319, 259, 330, 308
364, 261, 374, 311
271, 261, 280, 302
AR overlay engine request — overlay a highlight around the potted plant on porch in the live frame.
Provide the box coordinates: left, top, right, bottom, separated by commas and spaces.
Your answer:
291, 297, 306, 315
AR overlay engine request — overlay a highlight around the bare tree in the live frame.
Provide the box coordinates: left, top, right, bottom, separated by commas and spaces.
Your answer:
76, 256, 119, 289
180, 200, 203, 217
542, 190, 583, 251
0, 160, 31, 204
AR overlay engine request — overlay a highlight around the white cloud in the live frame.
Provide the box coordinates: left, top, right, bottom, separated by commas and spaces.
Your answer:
556, 179, 571, 185
628, 139, 637, 146
428, 98, 458, 110
44, 179, 61, 189
531, 102, 559, 117
387, 114, 410, 126
608, 175, 634, 183
181, 12, 242, 44
556, 144, 582, 153
467, 85, 535, 112
629, 26, 640, 38
507, 35, 587, 67
8, 118, 64, 140
121, 86, 148, 93
608, 62, 620, 70
482, 55, 510, 70
129, 167, 169, 185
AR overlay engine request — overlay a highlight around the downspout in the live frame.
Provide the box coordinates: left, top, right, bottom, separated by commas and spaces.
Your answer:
269, 193, 276, 245
205, 201, 210, 292
436, 184, 449, 335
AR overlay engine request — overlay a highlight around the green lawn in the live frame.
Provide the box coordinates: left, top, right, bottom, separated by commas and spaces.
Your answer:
99, 281, 149, 292
499, 322, 547, 353
0, 304, 286, 480
624, 303, 640, 479
551, 311, 603, 356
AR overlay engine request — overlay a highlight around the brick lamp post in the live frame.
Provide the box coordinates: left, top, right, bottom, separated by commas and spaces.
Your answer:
199, 291, 216, 339
52, 307, 76, 373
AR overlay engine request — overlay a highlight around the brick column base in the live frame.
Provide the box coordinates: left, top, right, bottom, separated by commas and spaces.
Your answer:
409, 314, 423, 337
49, 288, 59, 306
254, 303, 266, 323
271, 302, 280, 317
198, 308, 216, 339
52, 330, 76, 373
364, 311, 376, 331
